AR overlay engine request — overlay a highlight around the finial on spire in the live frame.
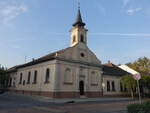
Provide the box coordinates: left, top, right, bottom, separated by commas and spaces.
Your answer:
72, 0, 85, 27
78, 0, 80, 10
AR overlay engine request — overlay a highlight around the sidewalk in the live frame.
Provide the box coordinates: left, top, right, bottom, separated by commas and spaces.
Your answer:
6, 92, 133, 104
16, 94, 132, 104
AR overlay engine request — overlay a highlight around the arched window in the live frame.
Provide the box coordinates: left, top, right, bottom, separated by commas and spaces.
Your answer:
112, 81, 116, 91
91, 71, 98, 85
9, 78, 12, 87
33, 70, 37, 84
73, 35, 76, 43
45, 68, 50, 83
107, 81, 110, 91
27, 72, 31, 84
64, 68, 73, 83
19, 73, 23, 84
80, 34, 84, 43
23, 80, 25, 86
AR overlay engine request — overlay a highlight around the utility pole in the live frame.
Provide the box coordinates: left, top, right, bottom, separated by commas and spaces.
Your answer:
137, 80, 142, 104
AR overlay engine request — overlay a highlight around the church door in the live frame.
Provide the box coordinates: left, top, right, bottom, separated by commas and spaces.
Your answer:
79, 81, 84, 95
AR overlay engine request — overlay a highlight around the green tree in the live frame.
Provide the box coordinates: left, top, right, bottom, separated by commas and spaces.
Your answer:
141, 75, 150, 95
126, 57, 150, 96
121, 75, 137, 99
127, 57, 150, 76
0, 65, 9, 89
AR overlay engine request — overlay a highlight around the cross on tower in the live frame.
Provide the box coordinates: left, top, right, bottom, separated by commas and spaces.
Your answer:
78, 0, 80, 10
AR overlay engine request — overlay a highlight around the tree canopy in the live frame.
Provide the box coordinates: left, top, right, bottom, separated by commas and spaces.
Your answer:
121, 57, 150, 97
127, 57, 150, 76
0, 65, 8, 88
121, 75, 137, 98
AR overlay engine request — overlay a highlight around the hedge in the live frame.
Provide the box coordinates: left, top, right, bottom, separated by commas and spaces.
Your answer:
127, 101, 150, 113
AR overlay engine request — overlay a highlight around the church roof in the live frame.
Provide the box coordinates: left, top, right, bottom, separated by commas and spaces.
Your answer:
7, 47, 71, 71
8, 43, 102, 72
7, 65, 18, 73
102, 61, 129, 76
72, 9, 85, 27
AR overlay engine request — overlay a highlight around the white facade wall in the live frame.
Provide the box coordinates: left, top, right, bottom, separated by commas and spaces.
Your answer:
9, 60, 57, 92
54, 60, 102, 92
9, 59, 102, 93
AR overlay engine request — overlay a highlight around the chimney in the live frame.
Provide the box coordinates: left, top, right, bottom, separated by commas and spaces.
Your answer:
32, 58, 35, 61
108, 60, 111, 64
55, 52, 58, 56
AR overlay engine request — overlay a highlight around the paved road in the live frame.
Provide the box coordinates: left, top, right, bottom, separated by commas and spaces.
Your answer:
0, 93, 137, 113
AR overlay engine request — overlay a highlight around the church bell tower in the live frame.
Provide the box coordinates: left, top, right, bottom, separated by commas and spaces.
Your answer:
70, 7, 88, 47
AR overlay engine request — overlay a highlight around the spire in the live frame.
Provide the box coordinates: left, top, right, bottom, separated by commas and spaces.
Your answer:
70, 2, 88, 47
72, 4, 85, 27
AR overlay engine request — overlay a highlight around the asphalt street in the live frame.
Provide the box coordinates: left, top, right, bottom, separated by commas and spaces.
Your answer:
0, 93, 136, 113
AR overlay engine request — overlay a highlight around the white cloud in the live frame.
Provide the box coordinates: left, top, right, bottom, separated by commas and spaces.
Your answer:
121, 0, 145, 16
0, 1, 28, 24
89, 32, 150, 37
127, 8, 142, 15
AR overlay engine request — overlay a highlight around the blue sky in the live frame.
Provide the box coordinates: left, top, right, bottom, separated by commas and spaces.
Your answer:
0, 0, 150, 68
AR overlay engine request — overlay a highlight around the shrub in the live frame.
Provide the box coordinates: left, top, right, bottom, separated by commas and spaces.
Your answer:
127, 101, 150, 113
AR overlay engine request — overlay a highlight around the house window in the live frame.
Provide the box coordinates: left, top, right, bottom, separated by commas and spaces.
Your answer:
9, 78, 12, 87
120, 82, 123, 92
112, 81, 116, 91
19, 73, 23, 84
64, 68, 73, 84
107, 81, 110, 91
80, 34, 84, 43
27, 72, 31, 84
45, 68, 50, 83
33, 70, 37, 84
23, 80, 25, 86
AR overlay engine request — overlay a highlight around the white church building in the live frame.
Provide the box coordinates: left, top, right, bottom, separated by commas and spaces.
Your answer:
7, 8, 128, 98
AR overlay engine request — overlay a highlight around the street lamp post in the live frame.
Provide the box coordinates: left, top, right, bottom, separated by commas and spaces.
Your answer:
102, 83, 105, 96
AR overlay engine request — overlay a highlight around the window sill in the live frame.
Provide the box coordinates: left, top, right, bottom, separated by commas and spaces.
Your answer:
32, 82, 37, 84
44, 81, 50, 84
64, 82, 73, 85
107, 91, 116, 92
112, 90, 116, 92
91, 83, 98, 86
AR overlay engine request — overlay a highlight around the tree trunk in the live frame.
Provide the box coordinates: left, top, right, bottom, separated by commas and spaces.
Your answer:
131, 89, 134, 99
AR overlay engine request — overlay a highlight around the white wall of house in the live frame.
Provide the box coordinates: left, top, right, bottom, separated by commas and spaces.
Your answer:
103, 75, 123, 95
